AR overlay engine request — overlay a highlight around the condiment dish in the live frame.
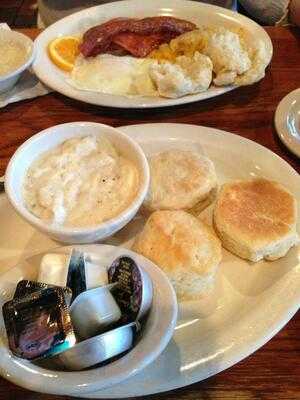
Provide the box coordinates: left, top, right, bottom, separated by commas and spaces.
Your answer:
0, 244, 178, 395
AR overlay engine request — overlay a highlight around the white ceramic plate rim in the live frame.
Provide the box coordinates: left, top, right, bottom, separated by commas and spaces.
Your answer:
32, 0, 273, 109
274, 88, 300, 158
0, 244, 178, 396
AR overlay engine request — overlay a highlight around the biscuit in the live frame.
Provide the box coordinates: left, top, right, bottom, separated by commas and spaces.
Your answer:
144, 150, 217, 213
132, 210, 222, 300
213, 178, 299, 262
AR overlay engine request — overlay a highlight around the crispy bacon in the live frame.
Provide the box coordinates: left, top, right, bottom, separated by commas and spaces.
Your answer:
106, 41, 129, 56
111, 32, 178, 58
80, 16, 196, 58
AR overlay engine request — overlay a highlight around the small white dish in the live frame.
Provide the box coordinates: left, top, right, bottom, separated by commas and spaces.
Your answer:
0, 29, 35, 94
56, 322, 136, 371
4, 122, 150, 244
0, 244, 177, 396
274, 88, 300, 158
70, 284, 122, 340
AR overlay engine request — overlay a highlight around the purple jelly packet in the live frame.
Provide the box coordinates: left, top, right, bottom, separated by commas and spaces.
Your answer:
108, 256, 153, 323
13, 280, 72, 306
2, 287, 76, 360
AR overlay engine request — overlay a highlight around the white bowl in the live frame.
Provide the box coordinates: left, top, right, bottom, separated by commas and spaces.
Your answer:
0, 244, 178, 396
0, 30, 35, 94
5, 122, 150, 243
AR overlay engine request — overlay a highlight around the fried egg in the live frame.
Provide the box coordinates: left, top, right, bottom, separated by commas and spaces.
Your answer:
69, 54, 157, 96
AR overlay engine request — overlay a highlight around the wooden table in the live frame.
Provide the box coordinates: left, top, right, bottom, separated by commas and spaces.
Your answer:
0, 27, 299, 400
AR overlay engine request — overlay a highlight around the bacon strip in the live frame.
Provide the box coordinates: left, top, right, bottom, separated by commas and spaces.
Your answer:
80, 16, 196, 57
111, 32, 178, 58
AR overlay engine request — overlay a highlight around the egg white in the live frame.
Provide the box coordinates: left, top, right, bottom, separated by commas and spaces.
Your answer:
68, 54, 157, 96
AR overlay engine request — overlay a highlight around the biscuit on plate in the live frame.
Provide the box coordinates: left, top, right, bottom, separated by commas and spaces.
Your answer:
132, 210, 222, 301
143, 150, 217, 214
213, 178, 299, 262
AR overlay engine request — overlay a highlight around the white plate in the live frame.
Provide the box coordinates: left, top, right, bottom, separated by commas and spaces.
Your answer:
33, 0, 273, 109
0, 123, 299, 398
275, 88, 300, 158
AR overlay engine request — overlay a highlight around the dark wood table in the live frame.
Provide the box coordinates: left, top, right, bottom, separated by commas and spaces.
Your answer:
0, 27, 299, 400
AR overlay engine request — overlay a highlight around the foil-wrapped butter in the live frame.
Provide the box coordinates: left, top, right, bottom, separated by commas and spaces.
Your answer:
2, 287, 76, 360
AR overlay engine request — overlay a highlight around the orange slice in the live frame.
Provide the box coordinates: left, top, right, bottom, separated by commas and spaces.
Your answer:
48, 36, 80, 72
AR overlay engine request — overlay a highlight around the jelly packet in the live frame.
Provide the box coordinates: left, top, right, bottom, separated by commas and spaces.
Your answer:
108, 256, 153, 323
14, 279, 72, 306
2, 287, 76, 360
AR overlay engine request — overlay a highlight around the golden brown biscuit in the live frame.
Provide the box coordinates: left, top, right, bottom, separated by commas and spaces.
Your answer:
132, 210, 222, 300
213, 178, 299, 262
144, 150, 217, 213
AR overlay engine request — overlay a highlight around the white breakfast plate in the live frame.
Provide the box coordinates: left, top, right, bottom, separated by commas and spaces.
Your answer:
33, 0, 273, 109
275, 88, 300, 158
0, 123, 299, 398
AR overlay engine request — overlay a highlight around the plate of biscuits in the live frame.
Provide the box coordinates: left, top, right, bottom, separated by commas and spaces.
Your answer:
0, 123, 299, 398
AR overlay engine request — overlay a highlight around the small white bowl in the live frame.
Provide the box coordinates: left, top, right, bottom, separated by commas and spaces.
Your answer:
5, 122, 150, 243
0, 244, 178, 396
0, 30, 35, 94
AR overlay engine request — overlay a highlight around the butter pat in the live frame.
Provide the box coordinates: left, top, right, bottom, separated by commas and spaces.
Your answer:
85, 261, 108, 289
38, 252, 108, 291
39, 254, 69, 287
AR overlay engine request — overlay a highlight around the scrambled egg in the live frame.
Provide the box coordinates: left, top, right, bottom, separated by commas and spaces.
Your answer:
149, 52, 213, 98
150, 26, 270, 88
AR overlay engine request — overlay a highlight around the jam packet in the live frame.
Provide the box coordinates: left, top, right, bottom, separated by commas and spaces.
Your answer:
2, 287, 76, 360
14, 280, 72, 306
108, 256, 153, 323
